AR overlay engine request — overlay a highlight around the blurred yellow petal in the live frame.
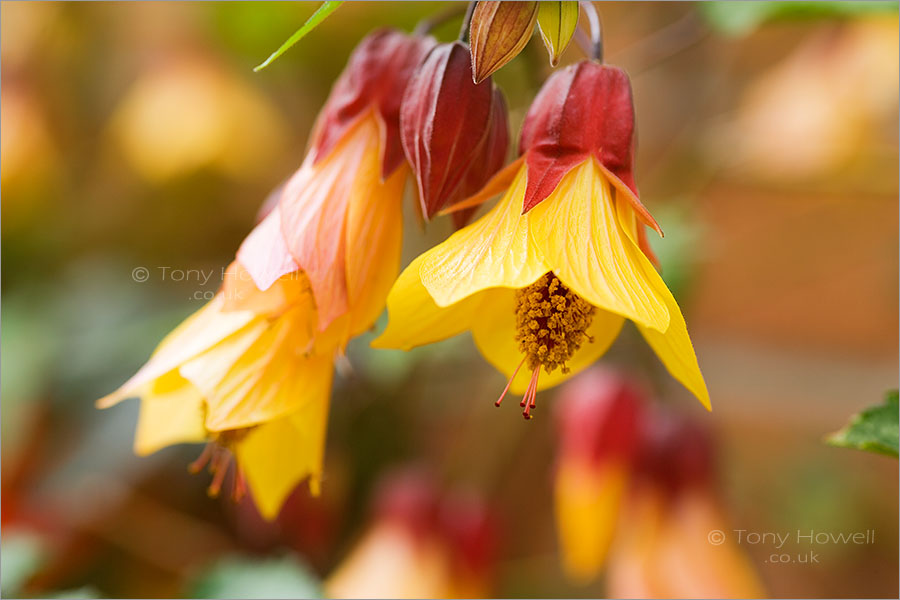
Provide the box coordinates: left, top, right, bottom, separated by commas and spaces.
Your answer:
345, 162, 407, 339
652, 491, 765, 598
372, 254, 487, 351
134, 372, 206, 456
471, 290, 624, 395
182, 307, 332, 431
97, 295, 257, 408
325, 523, 452, 599
419, 163, 549, 307
234, 393, 331, 520
529, 158, 670, 332
554, 460, 629, 583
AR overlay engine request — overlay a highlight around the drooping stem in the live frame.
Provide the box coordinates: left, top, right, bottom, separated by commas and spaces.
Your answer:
458, 1, 477, 43
413, 1, 470, 36
579, 0, 604, 62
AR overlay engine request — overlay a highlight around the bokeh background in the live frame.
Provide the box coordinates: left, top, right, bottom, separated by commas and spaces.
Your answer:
2, 1, 898, 598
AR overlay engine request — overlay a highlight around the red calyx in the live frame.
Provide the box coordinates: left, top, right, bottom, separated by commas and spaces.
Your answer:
401, 41, 509, 226
310, 29, 436, 179
519, 61, 646, 219
555, 368, 644, 468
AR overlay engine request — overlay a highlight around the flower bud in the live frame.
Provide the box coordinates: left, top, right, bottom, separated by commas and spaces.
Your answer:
311, 29, 435, 178
537, 1, 579, 66
401, 42, 509, 223
553, 369, 644, 582
469, 1, 539, 84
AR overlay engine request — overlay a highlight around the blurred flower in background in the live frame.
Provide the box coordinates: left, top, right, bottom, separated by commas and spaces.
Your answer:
552, 368, 764, 597
325, 468, 497, 599
110, 56, 289, 184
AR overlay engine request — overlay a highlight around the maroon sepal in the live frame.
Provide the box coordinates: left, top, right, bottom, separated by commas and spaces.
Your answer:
519, 61, 659, 235
310, 29, 435, 179
400, 41, 509, 223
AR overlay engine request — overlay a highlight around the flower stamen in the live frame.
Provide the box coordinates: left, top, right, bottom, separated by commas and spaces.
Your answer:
495, 357, 527, 407
188, 428, 255, 500
514, 273, 596, 374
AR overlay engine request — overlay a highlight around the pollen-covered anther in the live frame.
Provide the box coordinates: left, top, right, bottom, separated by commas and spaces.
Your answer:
188, 427, 254, 501
514, 273, 596, 374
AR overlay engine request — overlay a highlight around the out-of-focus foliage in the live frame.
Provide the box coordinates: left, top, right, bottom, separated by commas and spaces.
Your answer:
827, 391, 899, 458
1, 531, 48, 597
701, 1, 899, 35
189, 555, 321, 599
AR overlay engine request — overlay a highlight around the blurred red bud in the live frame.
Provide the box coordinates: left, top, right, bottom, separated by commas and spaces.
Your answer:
635, 411, 716, 496
555, 368, 644, 467
401, 42, 509, 224
469, 1, 539, 84
311, 29, 435, 178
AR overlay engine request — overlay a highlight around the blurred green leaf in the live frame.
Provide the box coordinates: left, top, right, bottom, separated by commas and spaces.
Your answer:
537, 1, 579, 66
827, 391, 899, 458
700, 1, 898, 36
1, 531, 48, 597
254, 1, 344, 72
190, 554, 321, 599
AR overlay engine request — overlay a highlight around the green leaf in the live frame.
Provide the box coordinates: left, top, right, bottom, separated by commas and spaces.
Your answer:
700, 1, 898, 36
827, 390, 899, 458
537, 1, 579, 66
189, 554, 321, 599
254, 1, 344, 72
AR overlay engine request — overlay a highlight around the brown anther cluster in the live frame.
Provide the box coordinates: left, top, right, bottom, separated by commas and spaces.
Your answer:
514, 273, 596, 373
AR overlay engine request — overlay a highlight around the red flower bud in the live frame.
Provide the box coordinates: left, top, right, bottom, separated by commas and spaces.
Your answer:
311, 29, 435, 179
400, 42, 509, 223
519, 61, 660, 235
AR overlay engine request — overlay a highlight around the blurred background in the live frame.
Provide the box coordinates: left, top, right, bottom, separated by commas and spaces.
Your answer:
1, 1, 897, 598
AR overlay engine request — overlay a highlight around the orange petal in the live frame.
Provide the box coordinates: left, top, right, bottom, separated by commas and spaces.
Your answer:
439, 156, 525, 215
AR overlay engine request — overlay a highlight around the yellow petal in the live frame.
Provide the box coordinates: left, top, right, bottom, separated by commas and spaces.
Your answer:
97, 295, 256, 408
371, 254, 487, 351
554, 459, 629, 583
612, 189, 710, 410
234, 393, 331, 520
635, 292, 711, 410
182, 307, 334, 431
471, 289, 625, 395
529, 158, 670, 332
419, 163, 549, 307
344, 162, 407, 339
133, 371, 207, 456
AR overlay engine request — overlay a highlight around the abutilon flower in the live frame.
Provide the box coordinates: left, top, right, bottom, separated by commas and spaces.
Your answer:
553, 369, 642, 582
325, 469, 497, 599
374, 61, 709, 417
400, 40, 509, 228
99, 29, 435, 519
607, 414, 765, 598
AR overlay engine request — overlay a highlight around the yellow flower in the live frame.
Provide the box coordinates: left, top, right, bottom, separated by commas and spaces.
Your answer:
97, 30, 433, 519
373, 157, 709, 416
98, 265, 333, 519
